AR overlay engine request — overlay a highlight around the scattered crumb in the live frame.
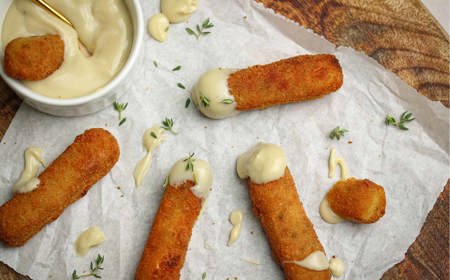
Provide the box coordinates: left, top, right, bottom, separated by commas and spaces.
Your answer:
250, 231, 254, 235
243, 16, 247, 20
347, 140, 352, 144
115, 186, 125, 197
204, 125, 207, 129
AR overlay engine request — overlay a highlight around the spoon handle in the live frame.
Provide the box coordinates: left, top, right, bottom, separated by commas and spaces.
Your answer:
31, 0, 73, 27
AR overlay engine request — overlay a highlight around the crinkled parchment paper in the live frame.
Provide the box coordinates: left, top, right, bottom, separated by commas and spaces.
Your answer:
0, 1, 448, 279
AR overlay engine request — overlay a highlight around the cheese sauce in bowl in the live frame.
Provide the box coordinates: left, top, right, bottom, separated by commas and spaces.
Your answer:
0, 0, 143, 116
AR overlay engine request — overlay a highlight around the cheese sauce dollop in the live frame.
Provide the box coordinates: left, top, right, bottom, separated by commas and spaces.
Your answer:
161, 0, 198, 23
168, 156, 212, 201
237, 143, 287, 184
191, 68, 238, 119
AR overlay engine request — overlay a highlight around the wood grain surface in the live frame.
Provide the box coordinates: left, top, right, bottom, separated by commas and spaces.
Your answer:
256, 0, 450, 107
0, 0, 449, 279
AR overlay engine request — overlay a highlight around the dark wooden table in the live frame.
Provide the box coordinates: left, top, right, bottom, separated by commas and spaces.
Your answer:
1, 0, 449, 279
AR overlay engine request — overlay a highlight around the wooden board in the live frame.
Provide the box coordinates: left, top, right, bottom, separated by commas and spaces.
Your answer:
0, 0, 448, 279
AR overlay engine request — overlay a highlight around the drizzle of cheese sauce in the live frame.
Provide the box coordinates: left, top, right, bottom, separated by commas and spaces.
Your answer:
328, 148, 348, 180
134, 125, 165, 187
227, 210, 244, 246
13, 147, 45, 194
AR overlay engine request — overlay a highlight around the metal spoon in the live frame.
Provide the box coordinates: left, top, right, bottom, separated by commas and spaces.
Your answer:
31, 0, 91, 56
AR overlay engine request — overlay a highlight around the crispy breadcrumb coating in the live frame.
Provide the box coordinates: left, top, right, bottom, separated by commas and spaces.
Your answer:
327, 178, 386, 224
228, 54, 343, 111
4, 35, 64, 81
248, 168, 331, 280
0, 128, 119, 247
136, 181, 202, 280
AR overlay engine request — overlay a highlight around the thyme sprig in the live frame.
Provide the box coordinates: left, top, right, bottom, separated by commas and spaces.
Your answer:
172, 65, 181, 71
72, 254, 104, 279
385, 111, 415, 130
113, 101, 128, 126
184, 152, 196, 171
329, 126, 348, 140
185, 18, 214, 39
161, 117, 177, 134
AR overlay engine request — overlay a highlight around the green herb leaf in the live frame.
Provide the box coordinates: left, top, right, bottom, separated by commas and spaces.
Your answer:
161, 117, 177, 134
200, 95, 210, 107
185, 98, 191, 108
113, 101, 128, 126
184, 152, 196, 171
185, 27, 199, 39
119, 118, 127, 126
172, 65, 181, 71
221, 98, 234, 104
186, 18, 214, 39
385, 115, 397, 126
153, 60, 158, 68
329, 126, 348, 140
202, 272, 207, 279
177, 82, 186, 90
385, 111, 415, 131
150, 131, 158, 139
72, 254, 104, 279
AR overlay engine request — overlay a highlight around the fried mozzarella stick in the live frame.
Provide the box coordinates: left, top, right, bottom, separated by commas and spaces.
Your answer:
237, 143, 334, 280
136, 155, 212, 280
0, 128, 119, 247
191, 54, 343, 119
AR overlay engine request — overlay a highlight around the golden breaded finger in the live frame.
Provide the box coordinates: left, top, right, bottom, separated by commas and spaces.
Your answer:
327, 178, 386, 224
3, 35, 64, 81
135, 181, 202, 280
0, 128, 119, 247
248, 168, 331, 280
228, 54, 343, 110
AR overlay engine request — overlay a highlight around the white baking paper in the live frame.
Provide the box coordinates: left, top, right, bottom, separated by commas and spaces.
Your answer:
0, 1, 448, 279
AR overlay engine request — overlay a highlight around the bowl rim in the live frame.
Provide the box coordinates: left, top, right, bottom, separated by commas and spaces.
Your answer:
0, 0, 144, 107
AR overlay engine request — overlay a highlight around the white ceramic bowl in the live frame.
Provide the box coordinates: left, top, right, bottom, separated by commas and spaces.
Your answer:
0, 0, 143, 117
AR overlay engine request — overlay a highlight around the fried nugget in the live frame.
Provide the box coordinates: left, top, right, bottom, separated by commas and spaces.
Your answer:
135, 181, 202, 280
248, 168, 331, 280
3, 35, 64, 81
228, 54, 343, 111
326, 178, 386, 224
0, 128, 119, 247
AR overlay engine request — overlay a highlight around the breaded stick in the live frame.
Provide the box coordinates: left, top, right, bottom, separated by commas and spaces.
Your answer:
238, 143, 331, 280
191, 54, 343, 119
0, 128, 119, 247
136, 156, 212, 280
229, 54, 343, 110
326, 178, 386, 224
4, 35, 64, 81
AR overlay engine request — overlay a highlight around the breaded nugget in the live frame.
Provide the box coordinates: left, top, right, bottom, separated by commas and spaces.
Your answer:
135, 181, 202, 280
248, 168, 331, 280
0, 128, 119, 247
3, 35, 64, 81
228, 54, 343, 110
327, 178, 386, 224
